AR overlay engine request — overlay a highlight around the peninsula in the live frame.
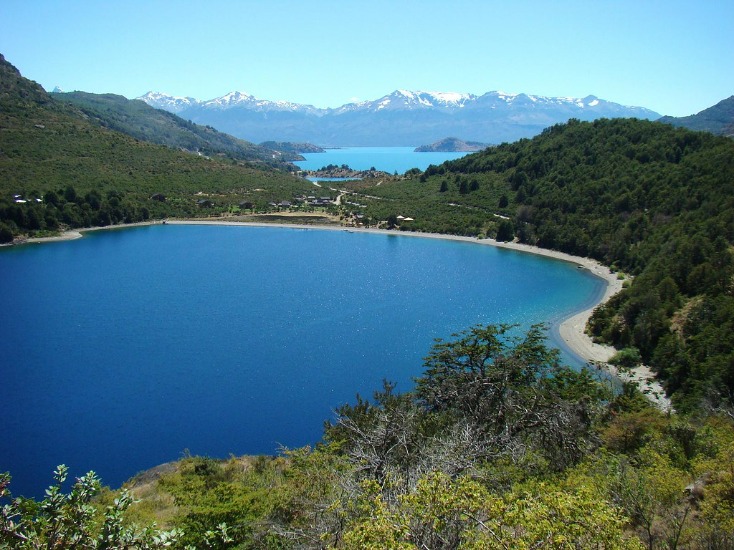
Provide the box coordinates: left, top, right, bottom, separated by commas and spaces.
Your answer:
415, 137, 489, 152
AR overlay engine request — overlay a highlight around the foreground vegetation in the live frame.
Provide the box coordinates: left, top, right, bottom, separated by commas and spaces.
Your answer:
3, 325, 733, 548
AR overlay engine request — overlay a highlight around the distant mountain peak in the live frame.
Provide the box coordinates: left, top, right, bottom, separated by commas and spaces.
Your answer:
426, 91, 474, 104
139, 90, 320, 114
203, 90, 255, 107
137, 91, 199, 113
351, 89, 478, 113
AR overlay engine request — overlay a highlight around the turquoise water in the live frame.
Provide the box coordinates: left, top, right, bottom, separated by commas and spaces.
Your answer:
294, 146, 471, 174
0, 225, 603, 497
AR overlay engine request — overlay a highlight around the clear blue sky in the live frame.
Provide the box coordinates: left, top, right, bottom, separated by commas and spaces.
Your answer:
1, 0, 732, 116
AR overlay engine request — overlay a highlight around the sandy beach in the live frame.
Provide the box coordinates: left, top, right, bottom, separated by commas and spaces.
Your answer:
20, 217, 671, 410
15, 220, 160, 245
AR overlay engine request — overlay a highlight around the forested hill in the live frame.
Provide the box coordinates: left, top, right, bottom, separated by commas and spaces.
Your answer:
0, 54, 308, 241
51, 91, 302, 167
358, 118, 734, 410
448, 119, 734, 409
447, 118, 733, 271
658, 95, 734, 137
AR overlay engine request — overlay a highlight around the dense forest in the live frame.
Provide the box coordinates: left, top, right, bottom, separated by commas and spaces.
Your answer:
2, 52, 734, 548
347, 118, 734, 412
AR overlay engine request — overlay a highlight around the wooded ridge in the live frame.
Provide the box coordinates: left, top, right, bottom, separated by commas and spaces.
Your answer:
51, 91, 303, 166
347, 117, 734, 412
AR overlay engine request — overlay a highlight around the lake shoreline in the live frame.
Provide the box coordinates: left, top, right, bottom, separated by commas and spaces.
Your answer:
21, 218, 670, 410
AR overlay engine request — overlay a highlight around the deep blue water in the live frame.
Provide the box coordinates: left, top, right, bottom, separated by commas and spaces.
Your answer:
294, 146, 471, 174
0, 225, 603, 497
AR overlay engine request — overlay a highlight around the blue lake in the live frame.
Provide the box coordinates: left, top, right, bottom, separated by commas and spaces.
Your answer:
0, 224, 603, 497
294, 146, 472, 174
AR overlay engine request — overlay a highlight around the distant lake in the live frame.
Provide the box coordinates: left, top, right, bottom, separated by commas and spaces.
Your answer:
294, 146, 472, 174
0, 225, 603, 497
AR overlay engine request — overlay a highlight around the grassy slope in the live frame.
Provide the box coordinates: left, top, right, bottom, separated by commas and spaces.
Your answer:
51, 91, 304, 166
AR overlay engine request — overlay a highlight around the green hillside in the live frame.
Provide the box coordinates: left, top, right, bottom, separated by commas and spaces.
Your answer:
0, 54, 311, 240
346, 118, 734, 411
52, 90, 303, 166
659, 96, 734, 137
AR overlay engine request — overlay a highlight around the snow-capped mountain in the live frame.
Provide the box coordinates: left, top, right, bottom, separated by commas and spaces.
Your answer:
333, 90, 477, 114
139, 90, 319, 114
199, 91, 321, 113
138, 91, 199, 114
137, 89, 660, 146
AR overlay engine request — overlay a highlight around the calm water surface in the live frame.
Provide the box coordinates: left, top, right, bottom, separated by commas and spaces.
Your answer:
0, 225, 602, 496
294, 146, 471, 173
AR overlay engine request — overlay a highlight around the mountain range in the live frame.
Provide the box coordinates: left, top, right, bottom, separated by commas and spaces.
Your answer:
138, 89, 661, 146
